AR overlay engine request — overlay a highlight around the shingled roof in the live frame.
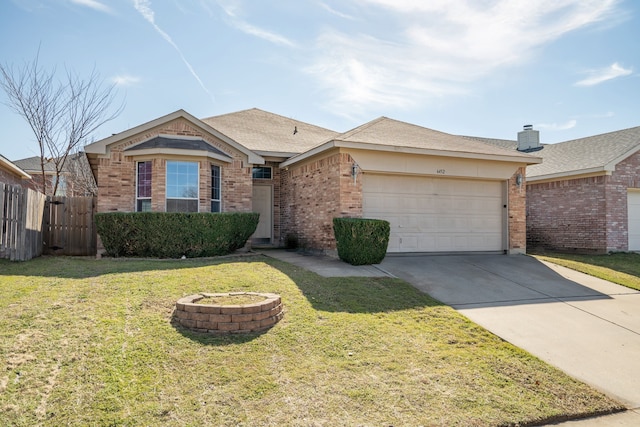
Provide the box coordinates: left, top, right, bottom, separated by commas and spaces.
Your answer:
338, 117, 539, 160
468, 126, 640, 181
282, 117, 542, 167
201, 108, 339, 156
13, 156, 56, 173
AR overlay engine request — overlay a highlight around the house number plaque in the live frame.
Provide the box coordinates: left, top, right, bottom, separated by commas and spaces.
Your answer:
436, 169, 446, 174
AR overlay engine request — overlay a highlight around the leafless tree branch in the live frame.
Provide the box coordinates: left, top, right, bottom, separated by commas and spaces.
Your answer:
0, 50, 123, 196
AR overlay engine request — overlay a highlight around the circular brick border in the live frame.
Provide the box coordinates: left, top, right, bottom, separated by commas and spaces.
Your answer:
174, 292, 283, 334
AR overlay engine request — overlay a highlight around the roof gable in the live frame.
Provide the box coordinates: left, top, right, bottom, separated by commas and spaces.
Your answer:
85, 109, 264, 164
201, 108, 339, 155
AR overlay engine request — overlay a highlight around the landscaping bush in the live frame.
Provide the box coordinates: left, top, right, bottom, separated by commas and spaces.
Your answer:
95, 212, 259, 258
333, 217, 390, 265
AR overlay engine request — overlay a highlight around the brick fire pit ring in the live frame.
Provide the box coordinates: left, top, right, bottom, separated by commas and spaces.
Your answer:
174, 292, 283, 334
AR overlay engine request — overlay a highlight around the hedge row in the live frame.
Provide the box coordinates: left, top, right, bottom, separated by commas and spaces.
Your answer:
333, 217, 390, 265
95, 212, 259, 258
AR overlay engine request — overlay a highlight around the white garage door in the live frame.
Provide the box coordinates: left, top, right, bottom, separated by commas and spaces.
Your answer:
628, 190, 640, 251
363, 174, 505, 253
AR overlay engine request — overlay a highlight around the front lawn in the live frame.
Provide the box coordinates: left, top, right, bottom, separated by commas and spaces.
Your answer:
0, 255, 621, 426
534, 252, 640, 291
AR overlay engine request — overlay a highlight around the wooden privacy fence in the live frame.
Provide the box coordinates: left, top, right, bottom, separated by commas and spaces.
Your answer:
1, 183, 47, 261
1, 183, 97, 261
43, 196, 97, 256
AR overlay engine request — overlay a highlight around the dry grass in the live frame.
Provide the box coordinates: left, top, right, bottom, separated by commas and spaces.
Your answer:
195, 294, 266, 305
534, 252, 640, 291
0, 255, 622, 426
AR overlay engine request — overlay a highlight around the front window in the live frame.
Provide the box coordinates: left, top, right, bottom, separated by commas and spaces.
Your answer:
166, 160, 198, 212
136, 161, 152, 212
211, 165, 221, 212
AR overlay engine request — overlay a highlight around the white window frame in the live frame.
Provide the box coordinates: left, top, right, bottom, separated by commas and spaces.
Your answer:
136, 161, 152, 212
165, 160, 199, 212
211, 164, 221, 212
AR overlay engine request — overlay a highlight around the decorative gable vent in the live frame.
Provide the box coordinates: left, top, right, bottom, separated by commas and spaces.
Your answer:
517, 125, 541, 152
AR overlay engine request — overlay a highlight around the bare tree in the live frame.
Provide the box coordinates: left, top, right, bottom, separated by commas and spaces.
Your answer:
0, 51, 123, 196
65, 149, 98, 197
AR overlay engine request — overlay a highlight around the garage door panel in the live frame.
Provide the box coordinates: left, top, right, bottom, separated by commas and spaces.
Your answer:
363, 174, 504, 253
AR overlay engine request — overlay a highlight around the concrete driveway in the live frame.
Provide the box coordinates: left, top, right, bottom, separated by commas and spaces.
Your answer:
379, 254, 640, 412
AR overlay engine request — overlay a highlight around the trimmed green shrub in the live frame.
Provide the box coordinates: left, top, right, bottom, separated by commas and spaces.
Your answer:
95, 212, 259, 258
333, 217, 390, 265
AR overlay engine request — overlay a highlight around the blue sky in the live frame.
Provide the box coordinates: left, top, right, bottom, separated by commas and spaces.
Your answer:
1, 0, 638, 161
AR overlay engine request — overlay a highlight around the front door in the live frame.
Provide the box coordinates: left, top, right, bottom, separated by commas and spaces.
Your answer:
252, 185, 273, 244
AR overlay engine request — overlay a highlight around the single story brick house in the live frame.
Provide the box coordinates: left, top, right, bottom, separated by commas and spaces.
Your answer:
0, 154, 31, 186
84, 108, 541, 255
472, 125, 640, 253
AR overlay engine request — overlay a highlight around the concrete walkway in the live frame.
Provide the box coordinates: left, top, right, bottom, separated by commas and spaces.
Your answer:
261, 250, 640, 426
260, 249, 388, 277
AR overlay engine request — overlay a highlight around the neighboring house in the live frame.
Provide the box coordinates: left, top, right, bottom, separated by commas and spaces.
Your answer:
84, 108, 541, 255
0, 154, 31, 186
14, 153, 96, 197
471, 125, 640, 253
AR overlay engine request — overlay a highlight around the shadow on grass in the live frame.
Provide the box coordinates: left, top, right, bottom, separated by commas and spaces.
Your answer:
0, 254, 259, 279
266, 258, 444, 313
1, 253, 442, 314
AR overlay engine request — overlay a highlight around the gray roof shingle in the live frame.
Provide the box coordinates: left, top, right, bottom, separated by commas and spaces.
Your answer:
201, 108, 339, 155
124, 136, 232, 159
468, 126, 640, 179
13, 156, 56, 173
337, 117, 539, 160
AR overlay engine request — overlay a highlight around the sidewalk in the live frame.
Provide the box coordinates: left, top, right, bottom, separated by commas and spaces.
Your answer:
259, 249, 389, 277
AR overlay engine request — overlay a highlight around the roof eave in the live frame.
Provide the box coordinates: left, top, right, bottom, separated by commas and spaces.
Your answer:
281, 140, 542, 168
527, 167, 610, 183
0, 158, 31, 179
604, 144, 640, 171
254, 150, 299, 158
280, 141, 337, 168
123, 148, 233, 163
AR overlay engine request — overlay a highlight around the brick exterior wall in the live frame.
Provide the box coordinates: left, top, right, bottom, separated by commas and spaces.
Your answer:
526, 151, 640, 252
0, 167, 26, 186
527, 176, 607, 252
92, 118, 252, 214
280, 150, 361, 251
508, 167, 527, 253
281, 153, 527, 254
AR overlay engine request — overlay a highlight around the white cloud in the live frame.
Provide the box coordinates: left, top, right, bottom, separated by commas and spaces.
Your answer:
536, 120, 578, 131
574, 62, 633, 86
307, 0, 622, 119
111, 75, 141, 87
231, 20, 296, 47
132, 0, 213, 101
69, 0, 111, 13
218, 1, 296, 47
319, 2, 356, 20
